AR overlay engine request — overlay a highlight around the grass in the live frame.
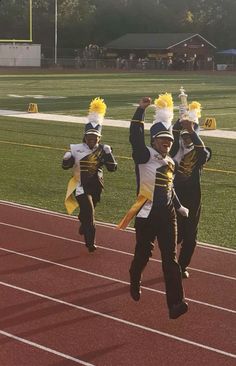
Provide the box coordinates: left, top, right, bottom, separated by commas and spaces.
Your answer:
1, 71, 236, 129
0, 71, 235, 249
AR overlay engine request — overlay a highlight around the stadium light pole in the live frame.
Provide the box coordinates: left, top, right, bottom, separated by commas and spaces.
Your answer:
29, 0, 32, 42
54, 0, 58, 65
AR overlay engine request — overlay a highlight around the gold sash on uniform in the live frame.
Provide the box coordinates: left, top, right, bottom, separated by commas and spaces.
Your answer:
117, 194, 148, 230
64, 176, 79, 215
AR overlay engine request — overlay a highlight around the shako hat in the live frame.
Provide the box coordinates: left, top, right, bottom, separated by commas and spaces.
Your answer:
150, 122, 174, 141
84, 97, 107, 136
150, 93, 174, 141
182, 101, 201, 125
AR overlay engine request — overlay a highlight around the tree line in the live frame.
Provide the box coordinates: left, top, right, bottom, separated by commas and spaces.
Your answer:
0, 0, 235, 56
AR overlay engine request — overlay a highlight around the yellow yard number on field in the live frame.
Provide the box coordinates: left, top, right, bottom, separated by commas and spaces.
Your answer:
28, 103, 38, 113
202, 117, 216, 130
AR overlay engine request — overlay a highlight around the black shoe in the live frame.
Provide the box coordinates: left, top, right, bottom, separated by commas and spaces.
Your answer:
86, 244, 97, 253
182, 270, 190, 279
129, 270, 141, 301
169, 301, 188, 319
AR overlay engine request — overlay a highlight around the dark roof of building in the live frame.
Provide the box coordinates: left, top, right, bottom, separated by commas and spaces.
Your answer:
104, 33, 216, 50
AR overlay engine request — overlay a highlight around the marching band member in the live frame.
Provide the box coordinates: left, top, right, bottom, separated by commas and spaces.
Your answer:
62, 97, 117, 252
118, 94, 188, 319
171, 98, 211, 278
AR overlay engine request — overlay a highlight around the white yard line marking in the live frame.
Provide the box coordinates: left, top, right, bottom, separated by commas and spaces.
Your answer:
7, 94, 66, 99
0, 245, 235, 314
0, 200, 235, 254
0, 281, 235, 360
0, 330, 94, 366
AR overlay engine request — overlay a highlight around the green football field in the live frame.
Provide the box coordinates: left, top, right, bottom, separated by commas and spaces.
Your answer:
0, 71, 235, 249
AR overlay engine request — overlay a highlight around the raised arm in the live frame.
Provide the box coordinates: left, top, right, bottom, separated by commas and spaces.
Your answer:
129, 97, 152, 164
170, 118, 182, 157
181, 119, 210, 165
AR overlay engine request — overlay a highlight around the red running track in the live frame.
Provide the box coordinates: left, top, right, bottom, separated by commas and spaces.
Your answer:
0, 200, 235, 366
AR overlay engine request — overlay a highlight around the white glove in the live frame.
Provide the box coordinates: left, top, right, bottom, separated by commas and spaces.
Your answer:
63, 151, 72, 160
103, 144, 112, 154
177, 206, 189, 217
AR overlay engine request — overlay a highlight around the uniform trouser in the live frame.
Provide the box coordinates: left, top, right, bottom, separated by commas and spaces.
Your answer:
130, 204, 184, 309
76, 193, 99, 247
175, 187, 201, 270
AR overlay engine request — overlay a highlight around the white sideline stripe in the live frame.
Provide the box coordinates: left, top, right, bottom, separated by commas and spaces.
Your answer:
0, 245, 235, 314
1, 199, 236, 252
0, 221, 235, 282
0, 281, 235, 360
0, 330, 94, 366
0, 109, 236, 139
0, 200, 235, 254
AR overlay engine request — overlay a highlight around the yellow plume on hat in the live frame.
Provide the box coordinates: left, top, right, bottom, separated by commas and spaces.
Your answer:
153, 93, 174, 128
189, 101, 201, 118
89, 97, 107, 116
154, 93, 173, 109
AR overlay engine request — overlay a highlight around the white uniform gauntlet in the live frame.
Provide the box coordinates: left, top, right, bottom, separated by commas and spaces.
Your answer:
177, 206, 189, 217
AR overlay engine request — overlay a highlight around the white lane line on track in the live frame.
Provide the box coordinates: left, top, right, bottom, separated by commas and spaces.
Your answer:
0, 281, 235, 360
195, 242, 236, 254
0, 221, 235, 282
0, 245, 235, 314
0, 330, 94, 366
0, 200, 235, 254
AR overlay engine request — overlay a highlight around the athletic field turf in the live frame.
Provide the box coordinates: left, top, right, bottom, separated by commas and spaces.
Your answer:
0, 71, 235, 248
